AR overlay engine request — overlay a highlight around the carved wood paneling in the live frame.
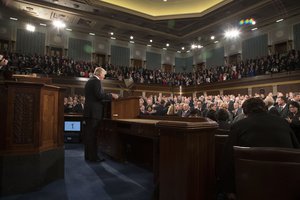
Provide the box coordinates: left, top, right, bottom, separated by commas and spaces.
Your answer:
13, 93, 34, 144
0, 84, 7, 149
206, 90, 220, 96
42, 93, 55, 142
252, 86, 273, 96
223, 88, 248, 96
1, 82, 64, 155
145, 91, 159, 97
277, 83, 300, 93
132, 91, 142, 97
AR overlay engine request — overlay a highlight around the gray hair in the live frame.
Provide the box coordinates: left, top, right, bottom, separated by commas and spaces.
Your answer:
264, 96, 274, 107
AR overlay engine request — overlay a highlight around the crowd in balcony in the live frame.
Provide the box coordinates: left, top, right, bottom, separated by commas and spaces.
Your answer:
1, 49, 300, 86
107, 50, 300, 86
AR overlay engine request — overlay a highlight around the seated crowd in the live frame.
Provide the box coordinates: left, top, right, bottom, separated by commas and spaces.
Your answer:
139, 91, 300, 138
1, 49, 300, 86
64, 95, 85, 113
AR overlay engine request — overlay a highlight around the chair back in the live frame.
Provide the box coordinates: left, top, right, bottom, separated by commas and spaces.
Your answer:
234, 146, 300, 200
215, 133, 229, 179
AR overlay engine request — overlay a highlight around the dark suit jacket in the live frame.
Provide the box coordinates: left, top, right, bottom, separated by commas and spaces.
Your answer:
73, 103, 84, 113
181, 109, 191, 117
288, 112, 300, 143
276, 104, 289, 118
221, 112, 299, 193
84, 76, 112, 120
268, 106, 280, 117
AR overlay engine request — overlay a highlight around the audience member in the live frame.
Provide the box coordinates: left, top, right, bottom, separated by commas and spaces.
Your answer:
216, 108, 231, 130
286, 101, 300, 143
0, 54, 8, 68
264, 95, 280, 116
276, 96, 289, 118
181, 103, 191, 117
220, 98, 299, 200
206, 103, 217, 121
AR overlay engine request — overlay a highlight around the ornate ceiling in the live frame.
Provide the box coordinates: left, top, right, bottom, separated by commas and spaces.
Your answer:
1, 0, 300, 51
87, 0, 232, 19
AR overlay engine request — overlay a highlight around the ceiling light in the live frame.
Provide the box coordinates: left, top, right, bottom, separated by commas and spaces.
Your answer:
181, 47, 185, 50
224, 28, 240, 38
10, 17, 18, 21
147, 44, 151, 47
187, 50, 190, 53
26, 24, 35, 32
150, 39, 153, 43
214, 41, 219, 43
177, 51, 181, 53
276, 19, 284, 23
251, 27, 258, 31
53, 20, 66, 28
89, 33, 95, 36
130, 36, 134, 40
110, 32, 114, 35
191, 44, 202, 49
66, 28, 72, 31
163, 48, 167, 50
40, 23, 47, 26
129, 41, 134, 43
166, 43, 169, 47
111, 37, 116, 40
163, 0, 167, 2
211, 36, 215, 40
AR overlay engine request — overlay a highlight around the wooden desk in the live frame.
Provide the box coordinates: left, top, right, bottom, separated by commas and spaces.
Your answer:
0, 81, 65, 195
100, 117, 218, 200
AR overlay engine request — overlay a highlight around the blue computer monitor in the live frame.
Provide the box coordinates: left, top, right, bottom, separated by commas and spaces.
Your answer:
64, 121, 81, 132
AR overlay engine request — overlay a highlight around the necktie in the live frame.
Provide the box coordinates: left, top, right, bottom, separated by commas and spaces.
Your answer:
279, 106, 283, 112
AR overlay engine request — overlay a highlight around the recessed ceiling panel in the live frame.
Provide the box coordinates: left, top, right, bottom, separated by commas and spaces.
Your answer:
89, 0, 232, 19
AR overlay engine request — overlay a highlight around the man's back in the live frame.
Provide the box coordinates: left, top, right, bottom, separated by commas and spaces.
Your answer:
220, 99, 299, 196
231, 112, 298, 148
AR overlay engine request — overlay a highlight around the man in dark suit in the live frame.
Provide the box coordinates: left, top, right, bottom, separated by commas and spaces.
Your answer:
264, 95, 280, 117
276, 96, 289, 118
220, 98, 299, 200
84, 67, 119, 162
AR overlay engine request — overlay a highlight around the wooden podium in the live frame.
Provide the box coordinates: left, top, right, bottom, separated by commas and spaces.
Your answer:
0, 81, 65, 196
99, 96, 219, 200
99, 96, 140, 159
110, 96, 140, 119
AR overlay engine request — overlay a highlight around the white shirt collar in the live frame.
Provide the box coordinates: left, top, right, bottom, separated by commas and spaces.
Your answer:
94, 75, 100, 80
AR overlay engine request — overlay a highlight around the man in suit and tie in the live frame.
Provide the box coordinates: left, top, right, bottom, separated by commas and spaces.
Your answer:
276, 96, 289, 118
84, 67, 119, 162
181, 103, 191, 117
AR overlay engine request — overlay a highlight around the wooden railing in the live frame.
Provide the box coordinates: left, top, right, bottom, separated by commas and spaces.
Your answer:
11, 70, 300, 97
